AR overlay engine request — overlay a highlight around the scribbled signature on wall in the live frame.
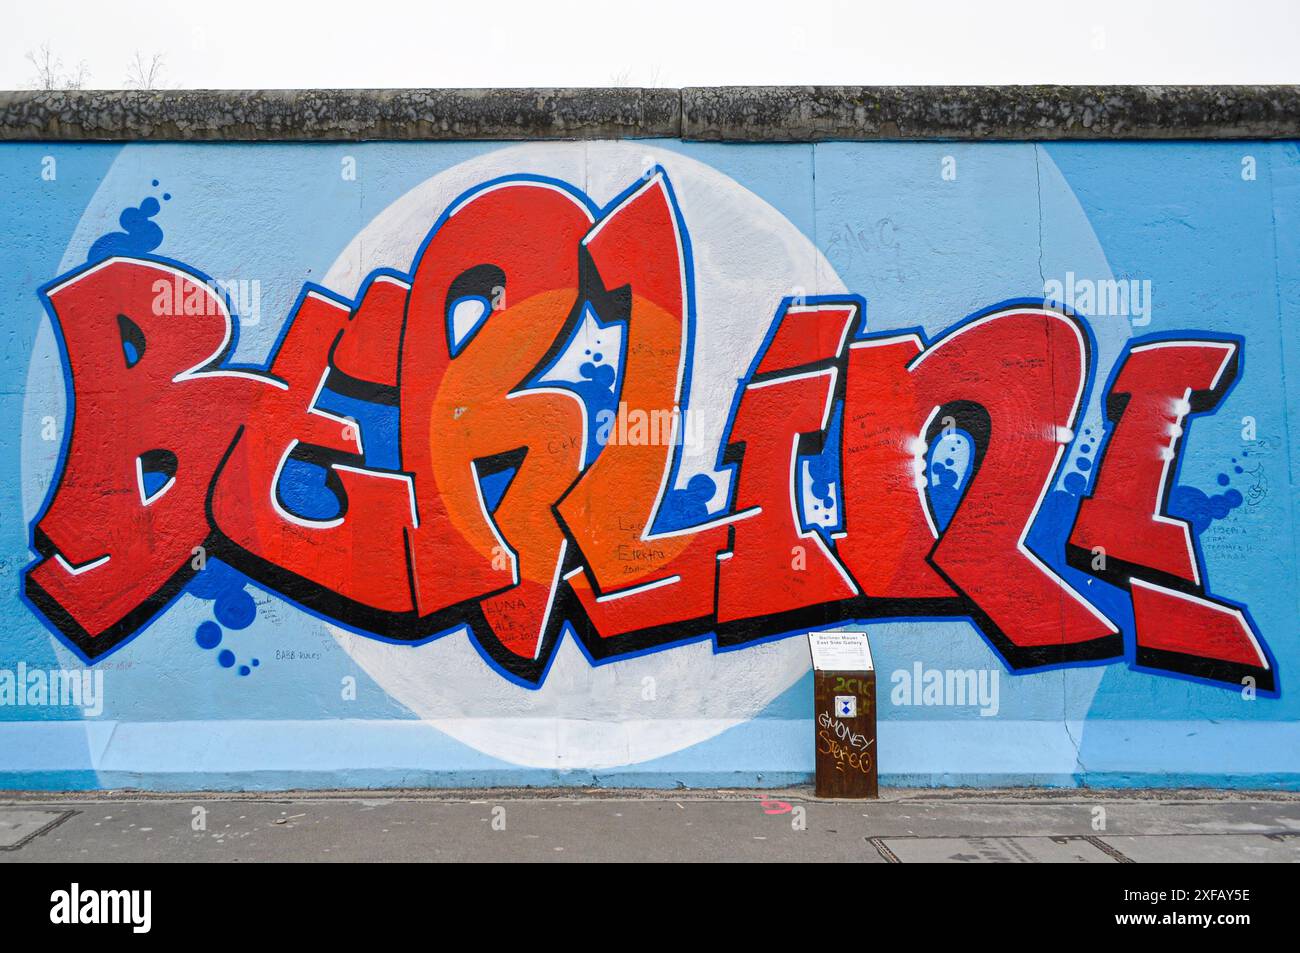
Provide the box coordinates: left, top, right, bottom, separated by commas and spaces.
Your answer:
22, 168, 1275, 692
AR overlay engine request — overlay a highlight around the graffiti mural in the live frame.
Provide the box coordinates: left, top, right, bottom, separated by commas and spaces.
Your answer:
23, 166, 1274, 692
4, 139, 1297, 789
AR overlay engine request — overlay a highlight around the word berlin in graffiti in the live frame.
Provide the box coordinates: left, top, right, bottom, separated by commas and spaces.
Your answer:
24, 168, 1275, 691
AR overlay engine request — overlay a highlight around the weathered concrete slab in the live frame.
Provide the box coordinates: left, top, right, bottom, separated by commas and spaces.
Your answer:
2, 86, 1297, 142
2, 792, 1297, 862
0, 809, 71, 850
878, 835, 1116, 863
0, 88, 681, 141
1101, 834, 1300, 863
852, 798, 1300, 837
0, 798, 884, 863
681, 85, 1300, 141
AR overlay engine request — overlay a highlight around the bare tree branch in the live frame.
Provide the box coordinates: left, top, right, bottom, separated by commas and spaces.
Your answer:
125, 51, 166, 90
25, 42, 90, 90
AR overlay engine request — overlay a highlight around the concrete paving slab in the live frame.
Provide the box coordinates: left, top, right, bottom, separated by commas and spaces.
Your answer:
854, 799, 1300, 837
0, 799, 885, 863
1100, 834, 1300, 863
0, 810, 71, 850
1, 792, 1297, 862
878, 835, 1116, 863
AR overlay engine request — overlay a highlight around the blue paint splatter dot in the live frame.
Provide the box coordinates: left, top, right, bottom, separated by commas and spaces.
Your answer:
1076, 457, 1092, 472
580, 360, 615, 390
802, 405, 846, 522
1234, 465, 1243, 474
215, 589, 256, 630
1080, 444, 1092, 455
1168, 484, 1244, 534
218, 649, 236, 668
188, 561, 240, 599
928, 461, 962, 529
252, 659, 260, 667
658, 473, 717, 528
1064, 472, 1087, 495
930, 461, 957, 488
238, 665, 251, 676
162, 193, 171, 201
87, 196, 164, 261
152, 179, 159, 186
1217, 472, 1230, 486
195, 622, 222, 650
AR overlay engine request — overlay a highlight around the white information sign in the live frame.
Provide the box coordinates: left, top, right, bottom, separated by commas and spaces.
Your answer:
808, 630, 874, 672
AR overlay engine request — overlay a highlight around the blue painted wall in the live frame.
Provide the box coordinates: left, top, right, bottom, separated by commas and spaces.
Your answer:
0, 139, 1296, 789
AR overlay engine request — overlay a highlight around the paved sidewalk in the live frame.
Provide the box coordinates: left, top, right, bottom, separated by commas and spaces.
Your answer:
2, 789, 1298, 862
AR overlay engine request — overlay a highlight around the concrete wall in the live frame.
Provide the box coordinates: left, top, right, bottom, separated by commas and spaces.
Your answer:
1, 88, 1298, 790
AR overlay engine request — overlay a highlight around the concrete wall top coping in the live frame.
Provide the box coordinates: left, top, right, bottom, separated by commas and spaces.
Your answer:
1, 86, 1297, 142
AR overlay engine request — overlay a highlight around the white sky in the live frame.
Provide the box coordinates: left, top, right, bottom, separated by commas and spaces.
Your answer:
5, 0, 1299, 89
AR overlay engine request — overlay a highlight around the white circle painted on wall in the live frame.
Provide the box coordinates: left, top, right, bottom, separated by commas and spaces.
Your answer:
322, 142, 845, 770
19, 141, 1122, 764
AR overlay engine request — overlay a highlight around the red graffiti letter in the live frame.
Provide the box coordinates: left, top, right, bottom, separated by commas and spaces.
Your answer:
559, 174, 729, 645
27, 259, 261, 655
1068, 339, 1272, 689
716, 300, 861, 630
209, 284, 417, 620
841, 309, 1119, 667
400, 181, 592, 672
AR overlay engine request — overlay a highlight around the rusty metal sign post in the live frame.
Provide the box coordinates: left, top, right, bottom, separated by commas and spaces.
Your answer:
809, 630, 878, 798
